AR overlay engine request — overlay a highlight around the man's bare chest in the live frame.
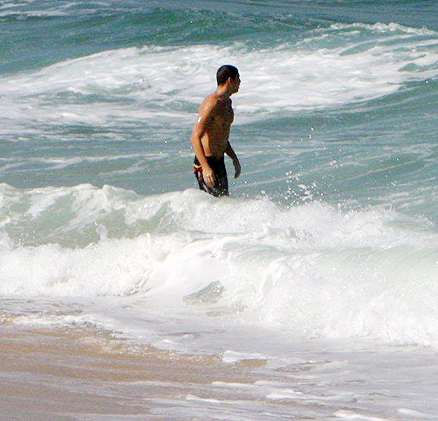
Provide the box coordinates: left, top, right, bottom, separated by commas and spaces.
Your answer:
212, 103, 234, 129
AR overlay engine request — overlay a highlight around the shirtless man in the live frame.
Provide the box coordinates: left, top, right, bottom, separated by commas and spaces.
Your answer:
191, 65, 241, 196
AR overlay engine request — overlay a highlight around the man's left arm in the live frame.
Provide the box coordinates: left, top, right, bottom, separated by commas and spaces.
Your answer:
225, 142, 241, 179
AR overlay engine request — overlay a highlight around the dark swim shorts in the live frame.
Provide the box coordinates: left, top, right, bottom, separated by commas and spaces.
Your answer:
194, 156, 229, 197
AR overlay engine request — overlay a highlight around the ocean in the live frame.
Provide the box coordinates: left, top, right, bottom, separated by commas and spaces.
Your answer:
1, 0, 438, 419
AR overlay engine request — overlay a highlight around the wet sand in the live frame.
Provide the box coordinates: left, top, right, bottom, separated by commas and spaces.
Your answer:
2, 316, 438, 420
0, 324, 270, 421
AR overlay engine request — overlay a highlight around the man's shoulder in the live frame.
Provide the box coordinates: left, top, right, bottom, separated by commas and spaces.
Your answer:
198, 93, 220, 115
202, 92, 219, 107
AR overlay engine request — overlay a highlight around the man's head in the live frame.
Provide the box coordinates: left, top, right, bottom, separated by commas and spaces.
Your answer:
216, 65, 240, 93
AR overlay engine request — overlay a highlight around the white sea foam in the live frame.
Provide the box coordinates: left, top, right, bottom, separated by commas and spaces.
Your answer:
330, 22, 437, 36
0, 9, 69, 17
0, 0, 104, 17
335, 410, 391, 421
2, 184, 438, 347
1, 23, 437, 135
398, 408, 437, 419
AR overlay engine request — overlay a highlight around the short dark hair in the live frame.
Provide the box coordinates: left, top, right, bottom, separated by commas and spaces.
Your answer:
216, 65, 239, 85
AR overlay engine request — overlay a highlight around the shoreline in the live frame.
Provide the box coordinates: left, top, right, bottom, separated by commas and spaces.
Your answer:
0, 324, 271, 421
2, 314, 438, 420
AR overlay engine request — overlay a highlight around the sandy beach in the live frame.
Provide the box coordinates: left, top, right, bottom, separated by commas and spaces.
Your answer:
0, 322, 274, 420
3, 317, 438, 420
2, 0, 438, 419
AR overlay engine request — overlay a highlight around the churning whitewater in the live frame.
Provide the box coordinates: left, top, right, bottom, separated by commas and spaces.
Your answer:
2, 0, 438, 418
2, 183, 438, 347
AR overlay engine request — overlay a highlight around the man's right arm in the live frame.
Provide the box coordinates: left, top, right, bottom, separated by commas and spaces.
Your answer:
190, 97, 216, 188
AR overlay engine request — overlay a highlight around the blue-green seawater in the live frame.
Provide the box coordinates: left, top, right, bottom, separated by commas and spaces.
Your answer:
2, 0, 438, 342
1, 0, 437, 218
3, 4, 438, 418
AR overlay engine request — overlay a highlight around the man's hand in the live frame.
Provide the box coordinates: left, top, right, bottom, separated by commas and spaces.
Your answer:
233, 158, 241, 178
203, 166, 215, 188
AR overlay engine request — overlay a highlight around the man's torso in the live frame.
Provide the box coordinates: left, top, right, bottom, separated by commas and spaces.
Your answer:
201, 95, 234, 157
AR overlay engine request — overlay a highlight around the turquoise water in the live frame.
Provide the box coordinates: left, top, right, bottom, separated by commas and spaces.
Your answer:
3, 0, 438, 333
3, 0, 438, 340
2, 0, 438, 217
2, 2, 438, 418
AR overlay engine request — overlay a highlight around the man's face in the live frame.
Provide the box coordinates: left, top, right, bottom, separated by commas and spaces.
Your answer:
231, 73, 241, 93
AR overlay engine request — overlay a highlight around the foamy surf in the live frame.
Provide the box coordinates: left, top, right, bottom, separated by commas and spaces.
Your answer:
1, 21, 437, 135
2, 1, 438, 418
1, 184, 438, 347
